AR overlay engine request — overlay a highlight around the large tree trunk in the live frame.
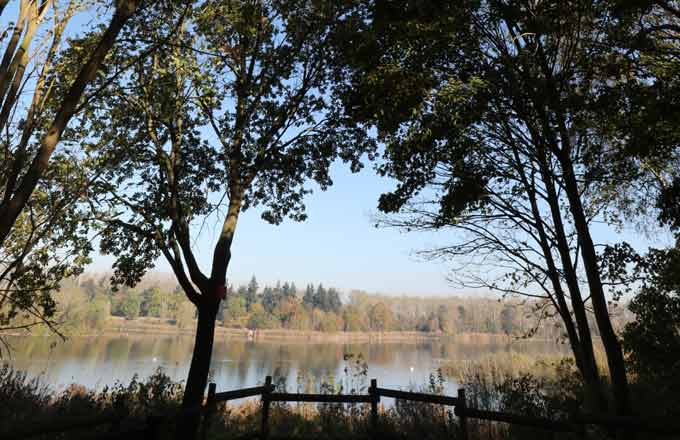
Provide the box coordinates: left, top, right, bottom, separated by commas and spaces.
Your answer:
558, 152, 632, 417
177, 296, 219, 439
173, 193, 242, 440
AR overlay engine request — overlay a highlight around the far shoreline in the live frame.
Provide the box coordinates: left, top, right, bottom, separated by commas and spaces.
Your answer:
2, 316, 533, 344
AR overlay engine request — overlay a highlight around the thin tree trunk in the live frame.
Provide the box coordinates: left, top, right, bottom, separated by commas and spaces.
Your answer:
537, 154, 608, 413
557, 151, 632, 417
510, 134, 608, 413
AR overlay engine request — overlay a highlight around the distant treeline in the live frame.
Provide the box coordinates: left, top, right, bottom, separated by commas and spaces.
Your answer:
34, 274, 629, 337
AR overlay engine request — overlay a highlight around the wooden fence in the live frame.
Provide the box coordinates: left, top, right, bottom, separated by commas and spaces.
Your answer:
8, 376, 680, 439
202, 376, 680, 440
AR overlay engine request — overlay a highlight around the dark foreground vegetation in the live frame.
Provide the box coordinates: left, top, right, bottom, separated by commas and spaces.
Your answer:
3, 352, 680, 440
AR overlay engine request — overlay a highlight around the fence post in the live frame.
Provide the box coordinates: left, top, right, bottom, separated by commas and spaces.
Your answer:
201, 383, 217, 440
369, 378, 379, 438
457, 388, 468, 440
261, 376, 272, 440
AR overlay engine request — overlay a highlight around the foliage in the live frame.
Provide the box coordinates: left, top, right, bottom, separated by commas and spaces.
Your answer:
0, 364, 183, 438
332, 0, 680, 415
119, 291, 141, 320
368, 302, 393, 331
141, 287, 164, 318
0, 0, 143, 341
620, 247, 680, 417
27, 272, 615, 338
458, 359, 585, 440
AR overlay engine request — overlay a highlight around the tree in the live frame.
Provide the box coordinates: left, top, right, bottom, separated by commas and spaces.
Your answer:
0, 0, 144, 340
368, 302, 392, 331
246, 276, 258, 311
318, 310, 342, 332
141, 287, 164, 317
599, 1, 680, 226
437, 305, 453, 334
0, 0, 144, 245
335, 0, 644, 417
85, 294, 111, 330
326, 287, 342, 312
120, 291, 141, 320
261, 286, 278, 313
222, 295, 247, 323
279, 298, 310, 330
247, 302, 278, 330
175, 300, 195, 330
343, 304, 368, 331
500, 306, 518, 335
281, 281, 292, 298
303, 283, 315, 308
457, 306, 468, 333
72, 2, 373, 436
600, 245, 680, 417
315, 284, 327, 310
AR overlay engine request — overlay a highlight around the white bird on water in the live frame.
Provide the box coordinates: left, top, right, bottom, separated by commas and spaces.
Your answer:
152, 357, 157, 363
409, 366, 414, 373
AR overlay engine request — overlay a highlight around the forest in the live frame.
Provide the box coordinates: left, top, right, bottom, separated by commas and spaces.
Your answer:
29, 273, 619, 337
0, 0, 679, 439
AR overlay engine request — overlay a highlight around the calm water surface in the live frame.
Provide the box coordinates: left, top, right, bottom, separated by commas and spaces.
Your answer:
3, 335, 568, 395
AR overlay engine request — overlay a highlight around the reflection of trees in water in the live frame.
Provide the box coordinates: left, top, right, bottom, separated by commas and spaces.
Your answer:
365, 343, 397, 365
5, 335, 573, 392
81, 338, 106, 368
106, 338, 131, 363
128, 339, 146, 361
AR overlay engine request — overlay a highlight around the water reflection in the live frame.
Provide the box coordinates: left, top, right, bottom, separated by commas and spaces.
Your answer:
3, 335, 568, 394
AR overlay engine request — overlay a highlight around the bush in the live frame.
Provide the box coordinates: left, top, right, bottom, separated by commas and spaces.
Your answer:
0, 364, 183, 438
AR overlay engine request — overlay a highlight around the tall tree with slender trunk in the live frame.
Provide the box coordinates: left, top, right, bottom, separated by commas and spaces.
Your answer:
0, 0, 143, 340
65, 1, 373, 437
332, 0, 672, 418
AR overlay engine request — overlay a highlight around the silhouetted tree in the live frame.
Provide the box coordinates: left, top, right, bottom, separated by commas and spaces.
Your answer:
0, 0, 145, 341
335, 0, 645, 417
71, 2, 373, 437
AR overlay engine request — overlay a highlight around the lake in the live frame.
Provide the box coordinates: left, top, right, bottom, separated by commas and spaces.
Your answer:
2, 334, 569, 397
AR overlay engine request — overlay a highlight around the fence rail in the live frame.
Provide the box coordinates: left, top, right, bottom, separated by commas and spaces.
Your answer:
374, 387, 459, 406
215, 385, 270, 401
